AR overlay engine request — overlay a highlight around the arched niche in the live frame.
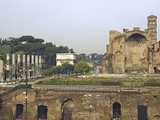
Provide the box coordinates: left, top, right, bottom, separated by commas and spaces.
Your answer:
112, 102, 121, 119
127, 33, 146, 42
61, 98, 74, 120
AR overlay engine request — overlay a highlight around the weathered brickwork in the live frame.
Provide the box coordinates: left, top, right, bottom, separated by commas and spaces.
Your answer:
1, 86, 160, 120
102, 15, 160, 74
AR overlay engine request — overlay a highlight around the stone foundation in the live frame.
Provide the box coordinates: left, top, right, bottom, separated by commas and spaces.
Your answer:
0, 86, 160, 120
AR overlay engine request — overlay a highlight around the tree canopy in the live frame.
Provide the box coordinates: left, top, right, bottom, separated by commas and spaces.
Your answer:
0, 36, 74, 67
74, 61, 92, 74
44, 61, 92, 76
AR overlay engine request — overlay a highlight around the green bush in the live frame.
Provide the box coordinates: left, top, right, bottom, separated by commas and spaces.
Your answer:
74, 61, 92, 74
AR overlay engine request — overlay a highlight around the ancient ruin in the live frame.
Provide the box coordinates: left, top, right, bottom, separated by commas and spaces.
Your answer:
102, 15, 160, 74
0, 84, 160, 120
0, 15, 160, 120
0, 54, 42, 82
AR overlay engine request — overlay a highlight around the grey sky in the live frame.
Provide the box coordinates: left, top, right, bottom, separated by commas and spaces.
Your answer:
0, 0, 160, 53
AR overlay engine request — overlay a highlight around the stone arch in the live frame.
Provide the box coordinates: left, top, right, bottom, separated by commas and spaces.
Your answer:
60, 97, 73, 109
153, 114, 160, 120
127, 33, 146, 42
125, 32, 148, 73
112, 102, 121, 119
126, 30, 147, 41
61, 98, 74, 120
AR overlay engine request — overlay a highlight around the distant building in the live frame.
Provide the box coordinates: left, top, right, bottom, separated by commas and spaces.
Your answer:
88, 53, 103, 65
76, 53, 103, 65
56, 53, 76, 66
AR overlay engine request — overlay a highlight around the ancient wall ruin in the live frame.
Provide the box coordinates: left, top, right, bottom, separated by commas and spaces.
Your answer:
103, 15, 160, 74
1, 86, 160, 120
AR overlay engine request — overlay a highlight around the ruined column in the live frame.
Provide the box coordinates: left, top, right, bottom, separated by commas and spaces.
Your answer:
5, 54, 10, 81
27, 55, 30, 79
17, 54, 21, 80
35, 55, 38, 78
22, 54, 26, 80
0, 59, 4, 82
11, 54, 16, 80
38, 56, 42, 77
31, 55, 35, 78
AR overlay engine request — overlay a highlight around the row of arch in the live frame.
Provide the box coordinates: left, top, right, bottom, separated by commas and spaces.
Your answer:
14, 102, 148, 120
15, 99, 73, 120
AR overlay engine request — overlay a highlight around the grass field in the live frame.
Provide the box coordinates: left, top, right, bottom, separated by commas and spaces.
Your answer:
36, 75, 160, 87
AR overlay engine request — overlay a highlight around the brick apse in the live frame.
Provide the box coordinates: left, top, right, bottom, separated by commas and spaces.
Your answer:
0, 85, 160, 120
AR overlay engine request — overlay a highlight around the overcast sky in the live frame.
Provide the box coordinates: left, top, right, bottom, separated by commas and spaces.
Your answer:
0, 0, 159, 54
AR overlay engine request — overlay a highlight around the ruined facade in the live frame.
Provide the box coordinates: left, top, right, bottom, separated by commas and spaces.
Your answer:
0, 54, 42, 82
1, 86, 160, 120
103, 15, 160, 74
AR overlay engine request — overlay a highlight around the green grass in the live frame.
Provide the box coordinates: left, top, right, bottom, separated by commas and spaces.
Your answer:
36, 76, 160, 87
38, 79, 121, 86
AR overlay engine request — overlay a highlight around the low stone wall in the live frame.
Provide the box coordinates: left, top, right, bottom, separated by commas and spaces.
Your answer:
0, 86, 160, 120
